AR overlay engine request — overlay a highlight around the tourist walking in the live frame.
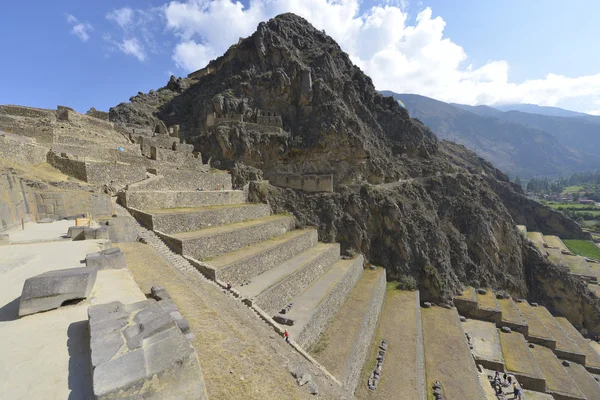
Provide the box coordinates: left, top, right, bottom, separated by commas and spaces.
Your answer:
513, 383, 521, 399
284, 329, 290, 343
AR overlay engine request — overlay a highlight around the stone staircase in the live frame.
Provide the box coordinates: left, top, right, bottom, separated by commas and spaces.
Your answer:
456, 286, 600, 400
122, 168, 384, 395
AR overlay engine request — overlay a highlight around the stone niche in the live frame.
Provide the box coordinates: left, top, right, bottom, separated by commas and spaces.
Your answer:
256, 110, 283, 128
268, 173, 334, 193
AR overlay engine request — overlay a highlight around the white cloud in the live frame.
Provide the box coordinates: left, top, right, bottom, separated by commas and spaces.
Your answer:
587, 100, 600, 116
118, 38, 147, 61
66, 14, 93, 42
106, 7, 134, 29
161, 1, 600, 112
105, 7, 163, 61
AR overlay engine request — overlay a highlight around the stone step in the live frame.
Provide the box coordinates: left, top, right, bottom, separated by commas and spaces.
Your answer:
240, 243, 341, 316
128, 170, 233, 192
193, 229, 317, 284
421, 306, 486, 400
130, 204, 271, 234
528, 231, 549, 256
475, 289, 502, 323
547, 248, 569, 269
286, 255, 365, 348
515, 300, 556, 350
159, 215, 296, 260
497, 297, 529, 336
310, 268, 386, 395
529, 343, 587, 400
556, 317, 600, 374
354, 289, 426, 400
454, 286, 478, 316
499, 329, 546, 392
564, 254, 598, 282
461, 319, 505, 371
122, 190, 246, 210
532, 306, 586, 364
543, 235, 570, 252
562, 361, 600, 400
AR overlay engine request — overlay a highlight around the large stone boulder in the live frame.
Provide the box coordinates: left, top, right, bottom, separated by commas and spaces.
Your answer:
18, 266, 98, 317
88, 300, 208, 400
85, 248, 126, 270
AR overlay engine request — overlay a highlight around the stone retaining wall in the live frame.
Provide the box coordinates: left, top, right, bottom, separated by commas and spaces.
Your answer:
121, 190, 247, 209
215, 230, 318, 285
0, 173, 38, 231
34, 191, 112, 221
0, 110, 55, 144
48, 152, 146, 186
0, 135, 49, 165
127, 171, 232, 192
342, 268, 387, 394
177, 216, 296, 260
297, 256, 365, 349
254, 244, 341, 316
269, 173, 333, 192
132, 204, 270, 234
414, 290, 427, 400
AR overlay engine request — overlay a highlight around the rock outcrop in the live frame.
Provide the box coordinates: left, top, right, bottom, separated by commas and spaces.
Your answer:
109, 12, 592, 313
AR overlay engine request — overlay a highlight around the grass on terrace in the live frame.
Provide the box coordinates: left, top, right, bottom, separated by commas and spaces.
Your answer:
542, 235, 569, 251
529, 345, 585, 399
564, 240, 600, 259
477, 290, 499, 311
499, 331, 542, 377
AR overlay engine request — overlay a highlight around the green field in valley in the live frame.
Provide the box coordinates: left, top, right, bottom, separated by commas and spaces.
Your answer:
562, 185, 584, 194
563, 240, 600, 260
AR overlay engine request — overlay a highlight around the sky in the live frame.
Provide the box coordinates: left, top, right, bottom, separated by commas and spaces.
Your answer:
1, 0, 599, 115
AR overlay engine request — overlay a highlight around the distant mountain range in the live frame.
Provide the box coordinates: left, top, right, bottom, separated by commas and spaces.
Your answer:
381, 91, 600, 177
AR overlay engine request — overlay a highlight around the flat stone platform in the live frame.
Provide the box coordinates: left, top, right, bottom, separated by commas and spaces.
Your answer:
0, 235, 145, 400
421, 306, 486, 400
461, 319, 504, 370
515, 300, 556, 349
562, 361, 600, 400
355, 289, 425, 400
564, 254, 596, 281
556, 316, 600, 374
497, 297, 528, 335
543, 235, 569, 252
499, 330, 546, 391
8, 220, 74, 243
530, 344, 586, 400
310, 268, 385, 393
532, 306, 585, 364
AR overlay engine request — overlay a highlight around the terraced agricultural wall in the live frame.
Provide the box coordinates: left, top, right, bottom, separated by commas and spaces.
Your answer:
0, 173, 38, 232
343, 268, 386, 393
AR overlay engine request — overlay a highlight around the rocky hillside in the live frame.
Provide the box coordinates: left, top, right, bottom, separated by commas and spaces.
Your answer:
110, 13, 594, 316
385, 92, 597, 177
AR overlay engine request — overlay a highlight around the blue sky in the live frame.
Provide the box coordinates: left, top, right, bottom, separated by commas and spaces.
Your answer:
1, 0, 599, 114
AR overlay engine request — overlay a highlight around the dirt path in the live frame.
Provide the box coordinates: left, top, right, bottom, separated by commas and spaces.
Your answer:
117, 242, 351, 400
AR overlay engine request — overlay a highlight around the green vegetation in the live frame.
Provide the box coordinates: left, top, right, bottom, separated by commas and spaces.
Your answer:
562, 185, 584, 193
563, 240, 600, 260
396, 275, 417, 291
545, 203, 600, 230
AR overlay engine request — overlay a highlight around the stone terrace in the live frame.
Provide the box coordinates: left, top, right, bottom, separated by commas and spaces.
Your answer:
532, 305, 586, 364
461, 319, 505, 371
355, 289, 426, 400
515, 300, 556, 349
499, 329, 546, 391
529, 344, 586, 400
308, 268, 386, 393
421, 306, 486, 399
